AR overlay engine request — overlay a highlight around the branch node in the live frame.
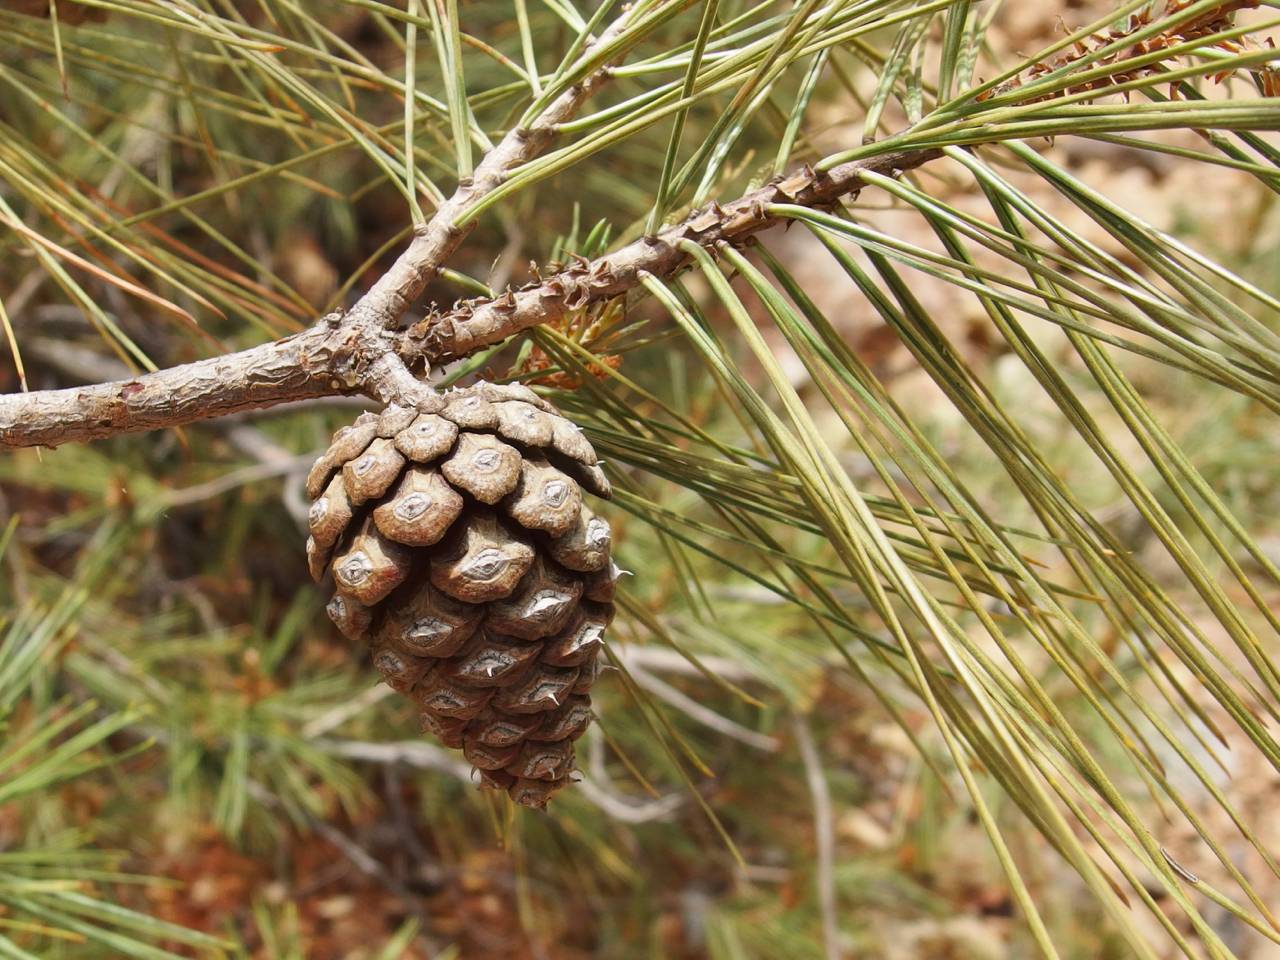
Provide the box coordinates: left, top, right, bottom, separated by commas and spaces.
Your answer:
364, 351, 434, 408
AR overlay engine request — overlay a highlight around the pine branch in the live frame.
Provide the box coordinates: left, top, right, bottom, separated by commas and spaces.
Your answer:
0, 147, 939, 449
336, 1, 649, 336
407, 148, 940, 364
0, 2, 645, 449
1, 0, 1244, 451
0, 322, 339, 449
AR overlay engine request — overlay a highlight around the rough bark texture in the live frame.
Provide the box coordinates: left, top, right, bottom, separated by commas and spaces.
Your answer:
0, 310, 415, 448
0, 324, 337, 449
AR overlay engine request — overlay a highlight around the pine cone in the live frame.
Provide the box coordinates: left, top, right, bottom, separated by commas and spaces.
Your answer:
305, 382, 617, 808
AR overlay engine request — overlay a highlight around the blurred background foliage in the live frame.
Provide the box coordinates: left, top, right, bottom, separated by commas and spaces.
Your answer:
1, 0, 1280, 957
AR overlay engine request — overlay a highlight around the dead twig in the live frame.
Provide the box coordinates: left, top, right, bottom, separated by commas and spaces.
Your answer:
628, 664, 779, 752
792, 713, 840, 960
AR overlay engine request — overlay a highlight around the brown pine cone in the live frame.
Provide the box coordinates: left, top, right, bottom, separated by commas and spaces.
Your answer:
305, 382, 617, 808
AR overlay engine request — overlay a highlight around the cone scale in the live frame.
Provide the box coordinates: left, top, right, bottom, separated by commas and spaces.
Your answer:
306, 382, 617, 807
